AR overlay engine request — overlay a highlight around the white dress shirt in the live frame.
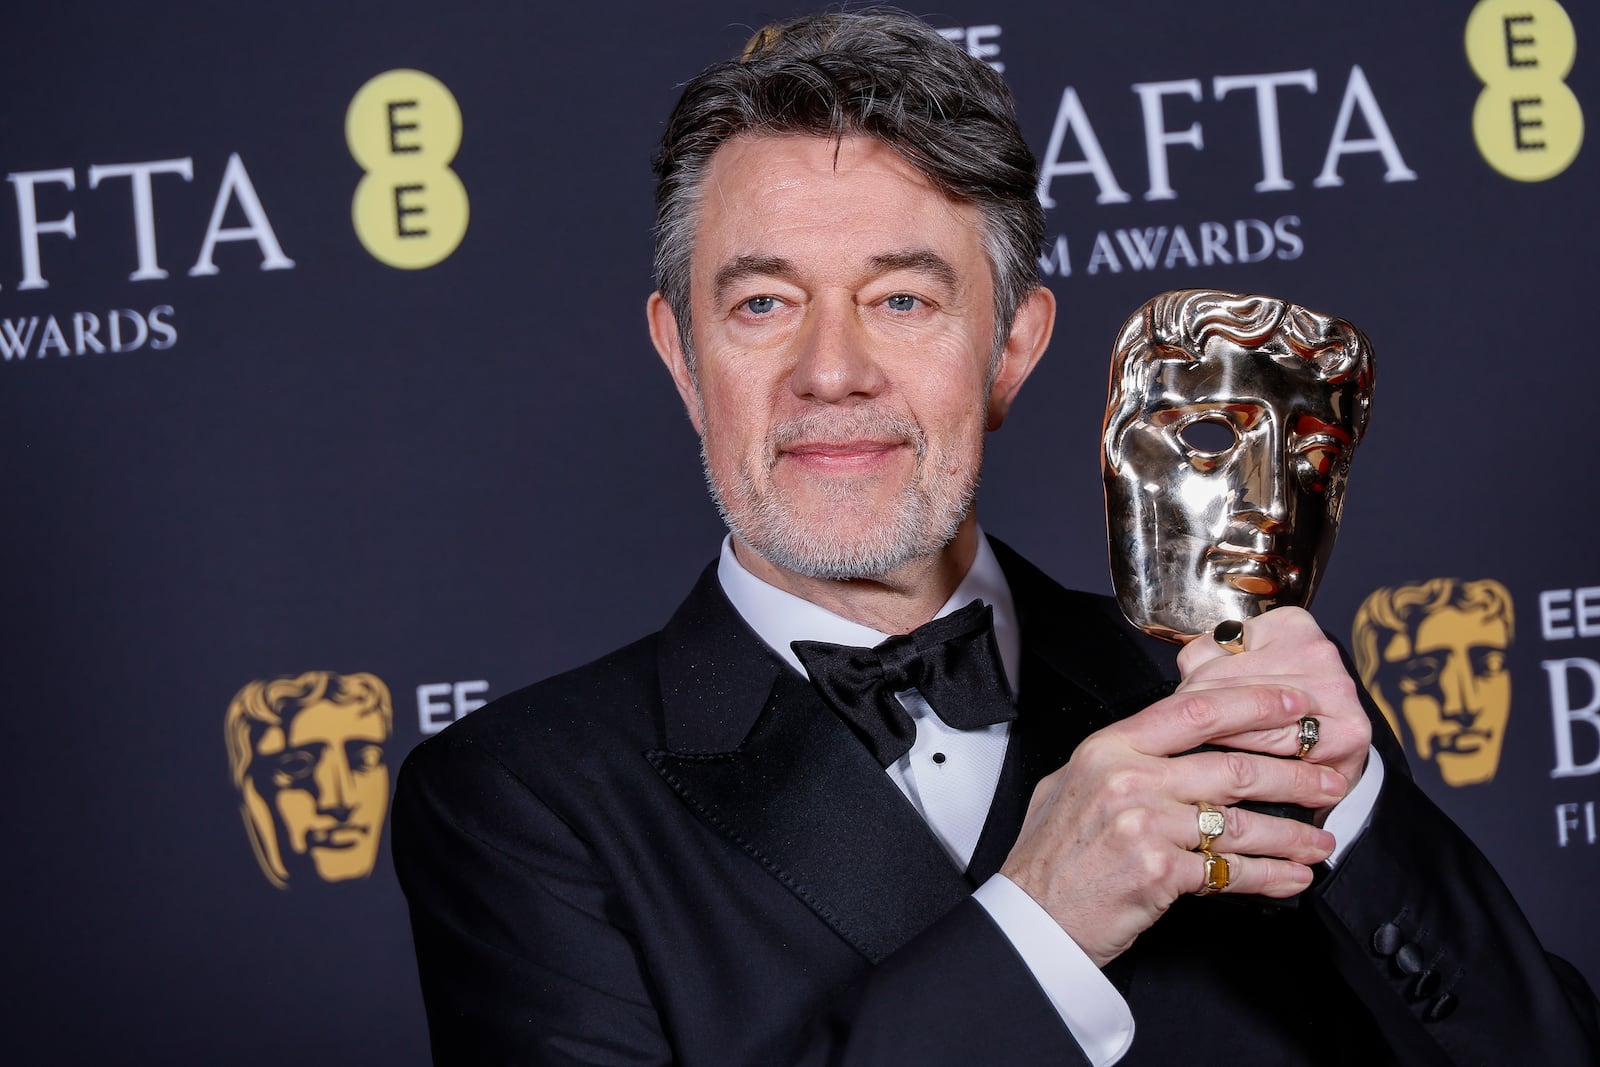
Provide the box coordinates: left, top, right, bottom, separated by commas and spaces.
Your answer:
716, 532, 1381, 1066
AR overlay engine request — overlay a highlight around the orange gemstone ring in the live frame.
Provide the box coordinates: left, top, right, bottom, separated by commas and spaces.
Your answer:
1196, 848, 1230, 895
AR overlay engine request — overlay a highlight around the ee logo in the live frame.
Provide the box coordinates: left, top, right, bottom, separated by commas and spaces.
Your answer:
1466, 0, 1583, 181
346, 69, 469, 268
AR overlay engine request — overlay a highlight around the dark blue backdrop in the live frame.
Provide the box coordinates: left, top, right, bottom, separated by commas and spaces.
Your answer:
3, 2, 1594, 1062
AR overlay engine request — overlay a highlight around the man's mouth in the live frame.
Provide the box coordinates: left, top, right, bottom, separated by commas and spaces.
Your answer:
767, 409, 926, 473
779, 439, 907, 471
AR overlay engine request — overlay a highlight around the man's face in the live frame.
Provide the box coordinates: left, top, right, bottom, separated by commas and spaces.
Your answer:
248, 699, 389, 882
1383, 606, 1511, 786
649, 135, 1042, 581
1106, 337, 1357, 639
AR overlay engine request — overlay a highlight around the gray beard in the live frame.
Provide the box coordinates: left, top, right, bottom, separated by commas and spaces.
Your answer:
698, 406, 979, 580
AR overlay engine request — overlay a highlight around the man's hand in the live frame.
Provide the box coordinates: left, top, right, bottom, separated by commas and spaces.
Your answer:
1175, 607, 1371, 808
999, 607, 1370, 967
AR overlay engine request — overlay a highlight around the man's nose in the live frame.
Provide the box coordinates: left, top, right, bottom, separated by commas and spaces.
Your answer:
788, 299, 886, 403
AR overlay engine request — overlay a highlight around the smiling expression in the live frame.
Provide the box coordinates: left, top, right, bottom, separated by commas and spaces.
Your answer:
650, 135, 1043, 585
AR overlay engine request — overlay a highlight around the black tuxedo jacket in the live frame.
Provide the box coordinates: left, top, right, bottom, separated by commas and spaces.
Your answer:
393, 541, 1598, 1065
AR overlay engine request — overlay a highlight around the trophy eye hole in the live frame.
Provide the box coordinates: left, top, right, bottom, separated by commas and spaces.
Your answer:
1177, 418, 1236, 455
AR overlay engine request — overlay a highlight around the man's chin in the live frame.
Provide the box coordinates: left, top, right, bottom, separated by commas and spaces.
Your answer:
731, 506, 944, 581
743, 531, 921, 580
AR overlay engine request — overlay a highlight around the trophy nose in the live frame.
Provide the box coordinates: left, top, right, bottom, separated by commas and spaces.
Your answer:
1228, 424, 1291, 535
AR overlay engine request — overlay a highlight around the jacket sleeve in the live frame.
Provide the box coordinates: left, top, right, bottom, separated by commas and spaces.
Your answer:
1306, 683, 1600, 1065
392, 733, 676, 1065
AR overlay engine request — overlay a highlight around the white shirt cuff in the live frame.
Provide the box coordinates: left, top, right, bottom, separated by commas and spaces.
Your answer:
1323, 744, 1383, 867
972, 874, 1134, 1066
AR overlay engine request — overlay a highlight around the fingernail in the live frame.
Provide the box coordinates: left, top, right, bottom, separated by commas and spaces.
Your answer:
1321, 769, 1345, 796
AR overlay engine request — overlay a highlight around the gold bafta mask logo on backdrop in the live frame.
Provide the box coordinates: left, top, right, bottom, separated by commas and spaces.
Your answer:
224, 671, 393, 887
1352, 580, 1514, 786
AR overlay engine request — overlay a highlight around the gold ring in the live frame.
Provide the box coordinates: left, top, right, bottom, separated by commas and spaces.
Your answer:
1195, 848, 1230, 895
1196, 803, 1224, 851
1214, 620, 1246, 655
1296, 716, 1321, 759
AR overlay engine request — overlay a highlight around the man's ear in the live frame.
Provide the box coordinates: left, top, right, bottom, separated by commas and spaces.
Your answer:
987, 285, 1055, 431
647, 291, 703, 435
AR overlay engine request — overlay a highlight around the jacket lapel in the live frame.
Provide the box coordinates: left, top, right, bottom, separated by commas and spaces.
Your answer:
647, 564, 968, 963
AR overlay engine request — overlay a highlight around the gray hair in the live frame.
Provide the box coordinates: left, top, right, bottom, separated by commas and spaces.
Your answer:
651, 10, 1044, 367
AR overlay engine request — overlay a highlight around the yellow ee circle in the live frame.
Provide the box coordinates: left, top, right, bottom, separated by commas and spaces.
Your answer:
346, 69, 463, 170
352, 169, 469, 269
1473, 82, 1584, 182
1466, 0, 1576, 83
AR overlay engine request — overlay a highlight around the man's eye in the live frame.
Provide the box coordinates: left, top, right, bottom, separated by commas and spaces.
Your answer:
743, 296, 780, 315
884, 294, 920, 312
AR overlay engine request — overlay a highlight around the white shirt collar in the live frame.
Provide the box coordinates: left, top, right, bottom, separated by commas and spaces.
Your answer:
715, 529, 1021, 694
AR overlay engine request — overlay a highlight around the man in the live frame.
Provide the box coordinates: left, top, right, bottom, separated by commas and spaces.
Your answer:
1352, 578, 1515, 787
393, 13, 1597, 1064
225, 669, 393, 887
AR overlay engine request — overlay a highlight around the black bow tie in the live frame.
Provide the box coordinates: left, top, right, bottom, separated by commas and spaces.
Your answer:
791, 600, 1017, 768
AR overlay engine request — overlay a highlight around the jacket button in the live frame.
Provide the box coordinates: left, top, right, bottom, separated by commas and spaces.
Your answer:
1408, 969, 1440, 1000
1426, 992, 1459, 1021
1394, 943, 1424, 976
1372, 922, 1402, 956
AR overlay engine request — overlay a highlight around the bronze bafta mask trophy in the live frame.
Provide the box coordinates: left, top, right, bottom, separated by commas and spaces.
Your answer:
1102, 289, 1374, 643
1101, 289, 1374, 853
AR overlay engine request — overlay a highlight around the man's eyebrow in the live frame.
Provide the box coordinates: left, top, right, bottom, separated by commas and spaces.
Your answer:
712, 254, 796, 307
868, 249, 959, 289
710, 248, 961, 306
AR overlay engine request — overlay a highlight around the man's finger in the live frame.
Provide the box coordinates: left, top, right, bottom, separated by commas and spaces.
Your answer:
1114, 684, 1311, 757
1196, 852, 1315, 899
1167, 747, 1350, 808
1165, 801, 1335, 865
